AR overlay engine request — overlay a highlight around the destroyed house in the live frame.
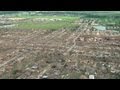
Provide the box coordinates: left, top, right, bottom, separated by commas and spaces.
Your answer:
106, 24, 120, 30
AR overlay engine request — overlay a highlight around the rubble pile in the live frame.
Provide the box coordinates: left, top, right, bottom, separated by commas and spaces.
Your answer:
0, 19, 120, 79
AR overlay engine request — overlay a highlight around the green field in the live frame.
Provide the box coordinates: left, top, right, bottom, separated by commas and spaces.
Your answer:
0, 11, 120, 31
14, 16, 80, 30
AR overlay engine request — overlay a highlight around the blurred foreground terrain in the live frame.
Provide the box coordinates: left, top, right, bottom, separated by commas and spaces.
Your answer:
0, 11, 120, 79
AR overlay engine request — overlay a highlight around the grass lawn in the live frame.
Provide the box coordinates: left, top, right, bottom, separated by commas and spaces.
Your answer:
14, 15, 80, 30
